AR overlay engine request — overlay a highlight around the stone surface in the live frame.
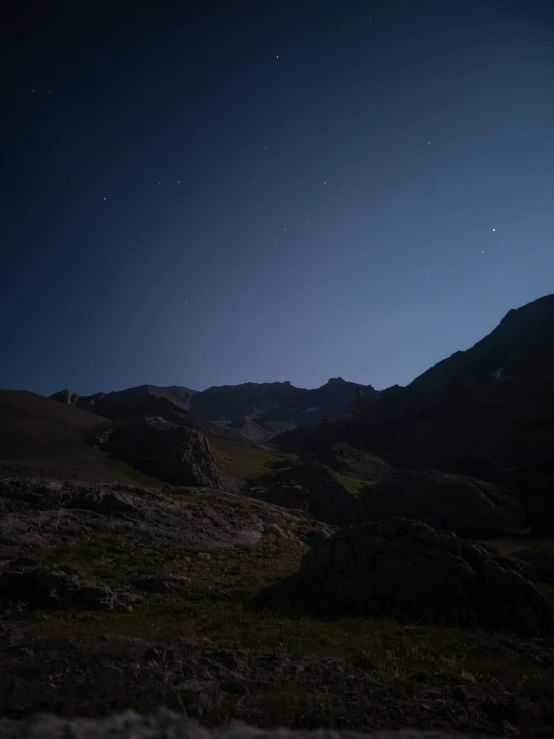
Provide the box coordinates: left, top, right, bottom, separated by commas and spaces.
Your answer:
0, 477, 324, 560
265, 460, 361, 526
358, 469, 526, 539
297, 518, 553, 635
0, 709, 506, 739
261, 461, 526, 539
106, 418, 226, 489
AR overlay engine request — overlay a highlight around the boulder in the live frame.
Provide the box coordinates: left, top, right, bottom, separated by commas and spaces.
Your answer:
301, 462, 360, 526
106, 418, 226, 489
358, 469, 526, 539
297, 518, 553, 635
266, 460, 360, 526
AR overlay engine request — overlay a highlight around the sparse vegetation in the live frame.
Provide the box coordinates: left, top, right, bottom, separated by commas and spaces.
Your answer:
2, 526, 554, 733
2, 390, 554, 735
210, 437, 291, 488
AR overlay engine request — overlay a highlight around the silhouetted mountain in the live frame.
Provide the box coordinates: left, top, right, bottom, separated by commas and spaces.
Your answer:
275, 294, 554, 531
50, 378, 379, 441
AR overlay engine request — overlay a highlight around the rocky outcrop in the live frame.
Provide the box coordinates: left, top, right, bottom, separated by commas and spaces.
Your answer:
297, 518, 553, 635
0, 710, 505, 739
263, 460, 361, 526
257, 460, 526, 538
105, 417, 226, 489
358, 469, 526, 539
0, 476, 323, 559
0, 568, 115, 610
307, 443, 392, 482
302, 462, 360, 526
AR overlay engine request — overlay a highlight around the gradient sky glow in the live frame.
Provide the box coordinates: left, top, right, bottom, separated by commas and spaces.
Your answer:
2, 0, 554, 396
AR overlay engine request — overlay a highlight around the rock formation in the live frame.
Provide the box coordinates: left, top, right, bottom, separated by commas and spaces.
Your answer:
358, 469, 526, 539
103, 417, 226, 489
297, 518, 553, 635
0, 710, 506, 739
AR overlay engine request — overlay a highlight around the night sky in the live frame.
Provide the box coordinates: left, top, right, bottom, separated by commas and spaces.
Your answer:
2, 0, 554, 397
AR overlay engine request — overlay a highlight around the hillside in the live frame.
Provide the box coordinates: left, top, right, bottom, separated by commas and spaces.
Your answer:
0, 391, 285, 489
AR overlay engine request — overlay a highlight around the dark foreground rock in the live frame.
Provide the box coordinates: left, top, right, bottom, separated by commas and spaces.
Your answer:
358, 470, 527, 539
0, 709, 504, 739
101, 417, 226, 489
297, 519, 553, 635
0, 568, 115, 610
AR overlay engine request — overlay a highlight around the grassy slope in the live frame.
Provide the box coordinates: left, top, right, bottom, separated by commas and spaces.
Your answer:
1, 530, 554, 732
0, 390, 284, 490
0, 390, 166, 487
211, 437, 295, 487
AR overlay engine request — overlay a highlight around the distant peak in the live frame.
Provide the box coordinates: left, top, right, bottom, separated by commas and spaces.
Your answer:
500, 293, 554, 326
327, 377, 345, 385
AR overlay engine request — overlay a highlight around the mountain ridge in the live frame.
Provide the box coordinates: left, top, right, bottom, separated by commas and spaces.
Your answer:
50, 377, 380, 441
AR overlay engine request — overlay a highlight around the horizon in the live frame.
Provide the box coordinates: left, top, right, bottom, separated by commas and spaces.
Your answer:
30, 290, 554, 398
3, 1, 554, 397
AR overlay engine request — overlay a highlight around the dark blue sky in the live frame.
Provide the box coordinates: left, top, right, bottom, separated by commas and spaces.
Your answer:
2, 0, 554, 396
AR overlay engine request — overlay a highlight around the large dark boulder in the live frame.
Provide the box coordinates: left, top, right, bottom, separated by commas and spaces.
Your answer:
105, 418, 226, 489
358, 469, 526, 539
297, 518, 553, 635
266, 460, 360, 526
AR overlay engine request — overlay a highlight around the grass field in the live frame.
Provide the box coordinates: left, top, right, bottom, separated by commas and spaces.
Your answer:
1, 530, 554, 733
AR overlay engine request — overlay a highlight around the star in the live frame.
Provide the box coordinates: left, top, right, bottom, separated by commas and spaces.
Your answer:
492, 228, 496, 232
